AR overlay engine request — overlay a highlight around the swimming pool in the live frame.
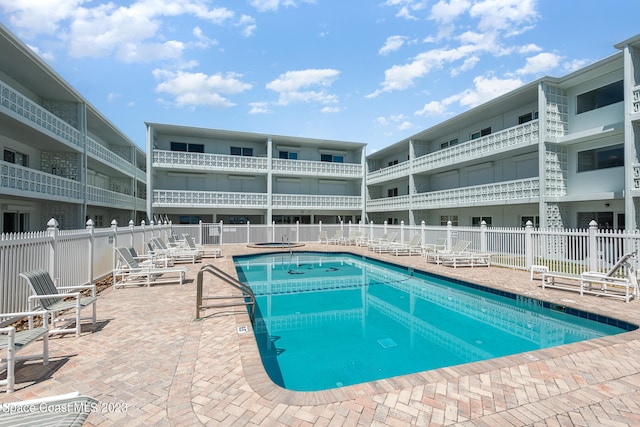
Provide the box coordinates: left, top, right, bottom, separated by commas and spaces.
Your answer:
234, 252, 636, 392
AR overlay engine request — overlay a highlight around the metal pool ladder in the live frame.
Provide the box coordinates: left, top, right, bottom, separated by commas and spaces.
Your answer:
195, 264, 256, 322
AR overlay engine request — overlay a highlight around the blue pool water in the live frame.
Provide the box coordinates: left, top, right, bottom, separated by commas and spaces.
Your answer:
234, 252, 636, 392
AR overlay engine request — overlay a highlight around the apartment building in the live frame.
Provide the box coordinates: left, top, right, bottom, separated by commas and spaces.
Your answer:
366, 34, 640, 230
0, 24, 146, 232
146, 123, 366, 225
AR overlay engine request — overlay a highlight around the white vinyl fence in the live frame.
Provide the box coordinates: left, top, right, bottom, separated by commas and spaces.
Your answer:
2, 218, 640, 313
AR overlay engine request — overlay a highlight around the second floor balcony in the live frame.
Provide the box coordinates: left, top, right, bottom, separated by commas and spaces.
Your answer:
271, 194, 362, 210
86, 185, 146, 210
367, 161, 410, 185
0, 161, 82, 202
366, 177, 540, 212
153, 190, 268, 208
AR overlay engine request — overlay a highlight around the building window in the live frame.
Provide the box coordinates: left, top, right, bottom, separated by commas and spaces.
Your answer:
440, 138, 459, 149
518, 111, 538, 124
471, 127, 491, 140
440, 215, 458, 226
387, 187, 398, 197
577, 80, 623, 114
577, 212, 614, 230
577, 144, 624, 172
279, 151, 298, 159
4, 149, 28, 167
388, 159, 399, 167
472, 216, 492, 226
321, 154, 344, 163
170, 142, 204, 153
231, 147, 253, 156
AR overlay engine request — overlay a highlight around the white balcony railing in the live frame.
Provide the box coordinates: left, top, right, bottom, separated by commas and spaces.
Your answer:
412, 120, 539, 175
367, 161, 410, 185
153, 150, 268, 173
412, 178, 540, 209
365, 195, 412, 212
272, 159, 362, 178
86, 185, 140, 209
633, 85, 640, 114
271, 194, 362, 210
153, 190, 268, 208
366, 178, 540, 212
0, 161, 82, 201
0, 79, 82, 149
86, 136, 139, 177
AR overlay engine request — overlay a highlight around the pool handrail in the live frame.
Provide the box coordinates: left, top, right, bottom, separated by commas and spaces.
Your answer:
195, 263, 256, 322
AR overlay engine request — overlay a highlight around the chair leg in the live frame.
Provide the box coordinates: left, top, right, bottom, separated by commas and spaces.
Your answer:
5, 329, 15, 393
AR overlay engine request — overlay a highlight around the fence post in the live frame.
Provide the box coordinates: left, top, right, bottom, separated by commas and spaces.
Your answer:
400, 221, 405, 244
589, 220, 599, 271
128, 220, 135, 249
296, 221, 300, 243
383, 220, 388, 235
111, 220, 118, 284
369, 221, 373, 241
525, 220, 533, 268
480, 221, 487, 253
446, 221, 453, 251
421, 221, 426, 249
247, 221, 251, 244
140, 220, 146, 248
199, 220, 203, 245
219, 220, 224, 246
86, 219, 95, 286
47, 218, 59, 279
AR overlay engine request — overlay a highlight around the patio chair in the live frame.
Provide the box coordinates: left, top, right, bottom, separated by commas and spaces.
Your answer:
151, 237, 201, 264
318, 231, 329, 244
440, 251, 492, 268
0, 310, 48, 393
0, 391, 97, 425
327, 229, 345, 245
422, 237, 446, 255
344, 230, 362, 246
425, 240, 471, 264
183, 234, 221, 258
127, 247, 174, 268
579, 251, 638, 303
368, 232, 398, 253
19, 269, 97, 337
114, 247, 187, 288
389, 235, 422, 256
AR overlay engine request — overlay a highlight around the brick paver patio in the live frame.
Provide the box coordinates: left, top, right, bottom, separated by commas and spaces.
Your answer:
3, 243, 640, 426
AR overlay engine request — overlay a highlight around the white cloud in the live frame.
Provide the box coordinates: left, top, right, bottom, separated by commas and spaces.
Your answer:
237, 15, 257, 38
250, 0, 316, 13
0, 0, 244, 63
415, 75, 523, 116
397, 121, 413, 130
153, 69, 252, 108
249, 102, 272, 114
563, 58, 590, 73
379, 36, 407, 55
430, 0, 471, 24
469, 0, 538, 35
321, 106, 341, 113
266, 69, 340, 106
516, 52, 561, 75
383, 0, 429, 20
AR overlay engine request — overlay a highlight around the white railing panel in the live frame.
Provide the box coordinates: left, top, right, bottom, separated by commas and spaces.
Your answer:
367, 161, 411, 184
412, 120, 539, 174
87, 185, 135, 208
0, 161, 82, 201
272, 159, 362, 177
153, 190, 268, 208
153, 150, 268, 172
271, 194, 362, 210
0, 79, 82, 148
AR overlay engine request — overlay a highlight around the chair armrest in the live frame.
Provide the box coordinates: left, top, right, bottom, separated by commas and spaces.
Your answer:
29, 292, 81, 300
0, 310, 48, 319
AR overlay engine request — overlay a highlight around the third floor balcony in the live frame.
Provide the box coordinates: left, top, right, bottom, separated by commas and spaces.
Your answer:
153, 150, 268, 173
271, 158, 362, 178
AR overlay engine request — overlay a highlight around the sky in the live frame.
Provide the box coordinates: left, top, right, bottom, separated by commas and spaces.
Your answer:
1, 1, 639, 154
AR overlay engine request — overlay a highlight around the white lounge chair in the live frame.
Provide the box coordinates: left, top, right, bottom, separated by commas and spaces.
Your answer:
425, 240, 471, 264
0, 391, 97, 424
344, 230, 362, 246
389, 235, 422, 256
318, 231, 329, 244
580, 252, 638, 302
327, 229, 345, 245
368, 232, 398, 252
114, 247, 187, 288
183, 234, 221, 258
422, 237, 446, 255
0, 310, 48, 393
440, 251, 492, 268
150, 238, 200, 264
19, 269, 97, 337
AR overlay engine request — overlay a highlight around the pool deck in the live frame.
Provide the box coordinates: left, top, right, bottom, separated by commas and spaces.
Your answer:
4, 243, 640, 426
